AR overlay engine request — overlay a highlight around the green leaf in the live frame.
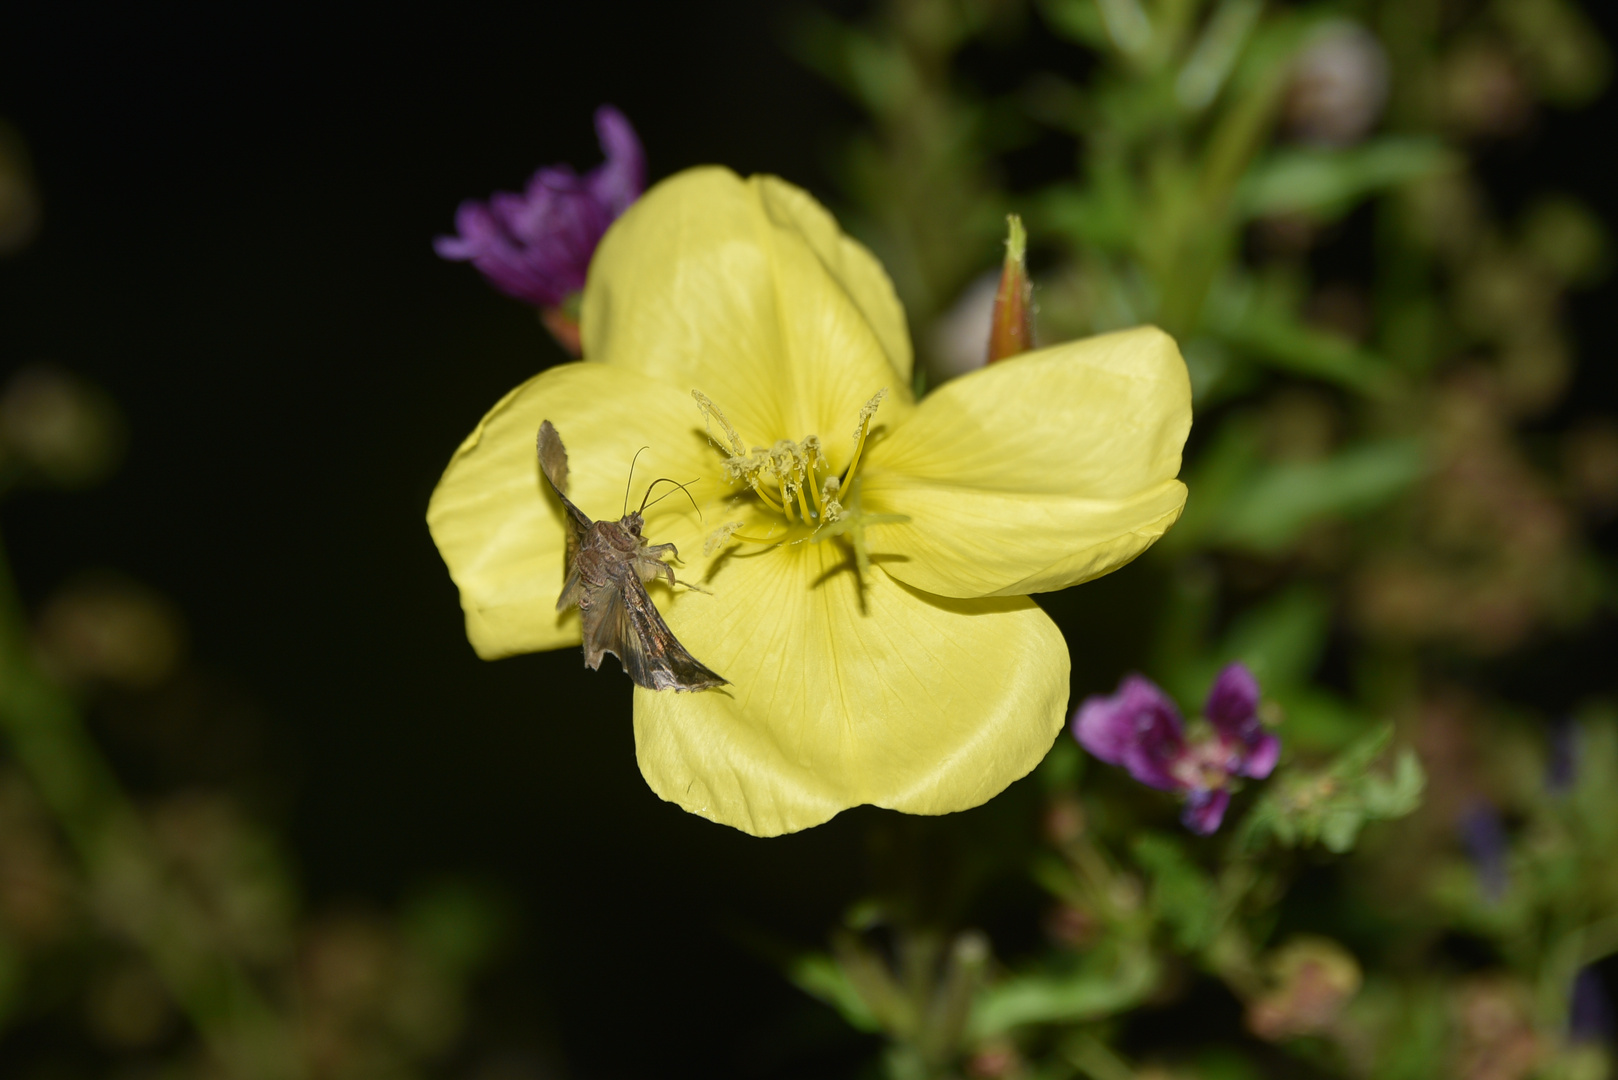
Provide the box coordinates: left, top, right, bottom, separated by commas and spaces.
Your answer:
1223, 306, 1393, 391
1131, 833, 1218, 950
1204, 270, 1398, 393
1361, 748, 1425, 819
1032, 184, 1139, 252
1238, 725, 1426, 854
970, 942, 1158, 1036
1035, 0, 1111, 49
1320, 807, 1365, 853
1175, 0, 1264, 111
786, 952, 881, 1033
1213, 439, 1428, 553
1238, 138, 1457, 221
1273, 688, 1375, 755
1220, 586, 1332, 693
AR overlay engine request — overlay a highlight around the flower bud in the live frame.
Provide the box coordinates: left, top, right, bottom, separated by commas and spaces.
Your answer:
988, 215, 1035, 363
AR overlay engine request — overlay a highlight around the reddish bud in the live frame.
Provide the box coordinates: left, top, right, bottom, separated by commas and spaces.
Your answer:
988, 214, 1034, 363
540, 303, 583, 357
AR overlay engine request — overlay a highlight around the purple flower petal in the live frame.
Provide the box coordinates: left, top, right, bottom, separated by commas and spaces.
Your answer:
1203, 660, 1280, 777
435, 106, 645, 309
1205, 661, 1260, 733
1072, 674, 1187, 791
587, 106, 645, 215
1239, 731, 1281, 779
1182, 789, 1231, 834
1460, 800, 1509, 902
1571, 967, 1614, 1044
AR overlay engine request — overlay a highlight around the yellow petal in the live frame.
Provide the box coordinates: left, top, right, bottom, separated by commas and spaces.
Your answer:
426, 362, 718, 659
580, 167, 913, 459
860, 326, 1192, 599
633, 539, 1070, 836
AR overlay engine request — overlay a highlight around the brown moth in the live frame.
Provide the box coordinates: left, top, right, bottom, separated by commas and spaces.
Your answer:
536, 419, 727, 692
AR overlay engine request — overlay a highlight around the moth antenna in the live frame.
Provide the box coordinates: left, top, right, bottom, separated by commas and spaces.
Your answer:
641, 478, 703, 521
622, 446, 651, 517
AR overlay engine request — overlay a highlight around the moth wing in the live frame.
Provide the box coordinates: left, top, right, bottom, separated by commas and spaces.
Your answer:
581, 574, 727, 693
536, 419, 571, 494
556, 567, 584, 614
537, 420, 592, 611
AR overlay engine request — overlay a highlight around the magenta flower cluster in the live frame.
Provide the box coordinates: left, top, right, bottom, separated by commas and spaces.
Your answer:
434, 106, 644, 309
1073, 663, 1279, 834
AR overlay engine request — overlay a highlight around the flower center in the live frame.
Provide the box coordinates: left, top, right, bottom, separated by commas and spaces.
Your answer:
691, 389, 905, 569
1171, 737, 1237, 791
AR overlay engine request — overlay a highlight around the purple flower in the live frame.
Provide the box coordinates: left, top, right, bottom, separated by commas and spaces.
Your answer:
1072, 663, 1279, 835
1459, 800, 1509, 902
1571, 966, 1614, 1044
435, 106, 645, 312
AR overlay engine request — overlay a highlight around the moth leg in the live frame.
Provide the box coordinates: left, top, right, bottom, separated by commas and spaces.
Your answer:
636, 553, 679, 589
635, 552, 711, 595
642, 540, 679, 562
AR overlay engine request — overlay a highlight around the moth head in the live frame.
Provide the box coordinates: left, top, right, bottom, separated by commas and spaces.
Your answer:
621, 511, 645, 536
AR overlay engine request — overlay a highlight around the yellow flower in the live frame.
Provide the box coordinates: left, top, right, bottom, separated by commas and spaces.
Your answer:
427, 168, 1191, 836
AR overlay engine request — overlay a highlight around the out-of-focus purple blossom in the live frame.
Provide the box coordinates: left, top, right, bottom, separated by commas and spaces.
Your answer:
1204, 662, 1282, 777
1073, 674, 1185, 791
1072, 663, 1279, 835
1570, 966, 1614, 1045
434, 106, 644, 317
1459, 800, 1509, 903
1182, 790, 1232, 836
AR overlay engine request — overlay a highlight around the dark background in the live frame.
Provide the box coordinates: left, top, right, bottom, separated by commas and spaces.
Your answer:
0, 2, 1615, 1076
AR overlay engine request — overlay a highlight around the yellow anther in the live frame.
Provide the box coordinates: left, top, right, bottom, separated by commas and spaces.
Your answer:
692, 390, 745, 456
801, 435, 826, 515
844, 388, 887, 490
704, 522, 745, 556
691, 389, 899, 563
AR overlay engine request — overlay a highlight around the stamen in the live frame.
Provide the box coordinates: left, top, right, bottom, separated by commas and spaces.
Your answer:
751, 481, 785, 513
814, 477, 910, 589
704, 522, 745, 556
778, 476, 796, 521
821, 475, 842, 522
692, 390, 745, 456
802, 435, 826, 516
688, 389, 902, 569
732, 530, 792, 547
843, 388, 887, 490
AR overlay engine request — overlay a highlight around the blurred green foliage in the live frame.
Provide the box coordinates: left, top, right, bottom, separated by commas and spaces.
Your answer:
786, 0, 1618, 1076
